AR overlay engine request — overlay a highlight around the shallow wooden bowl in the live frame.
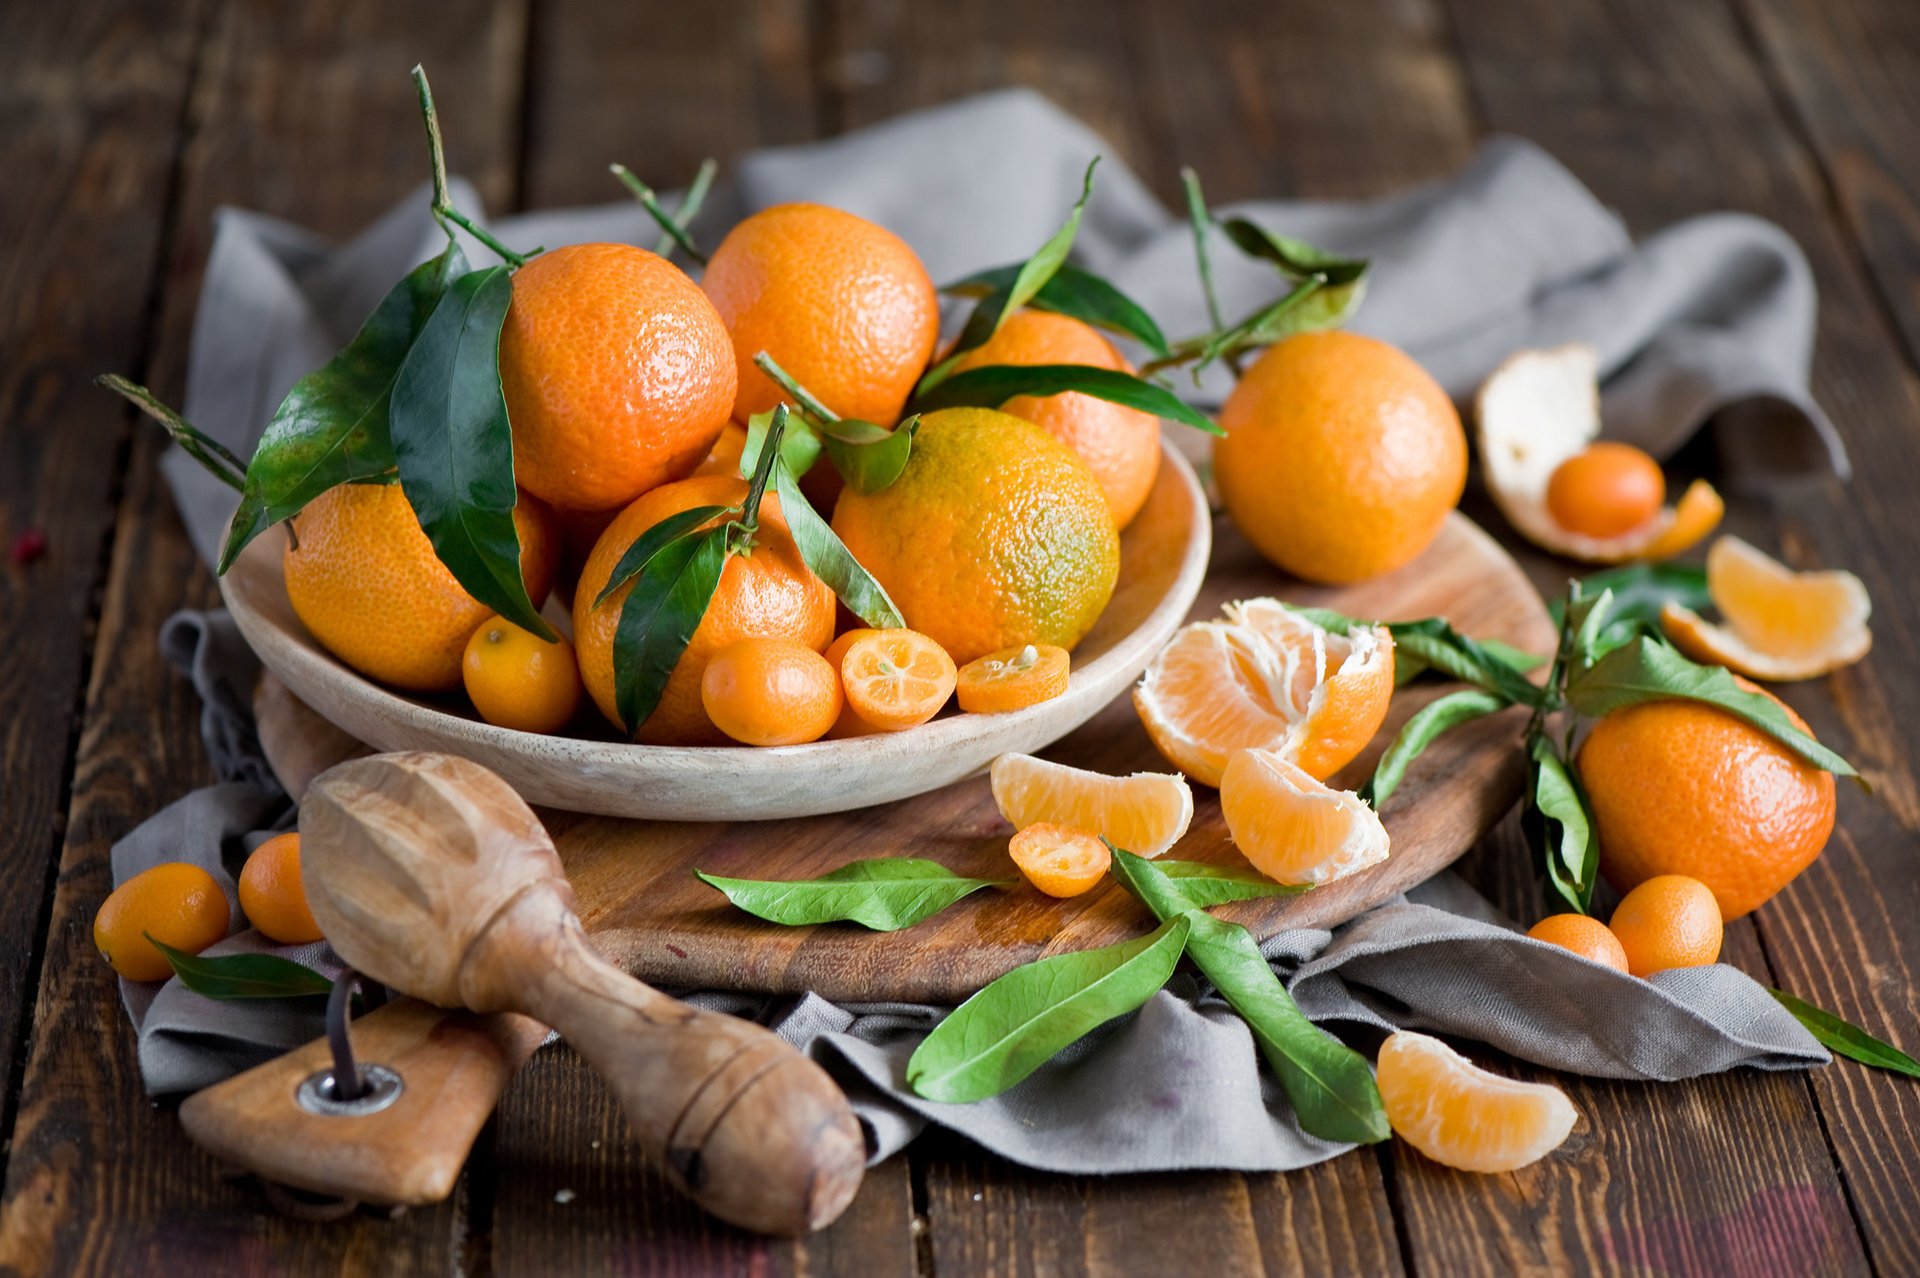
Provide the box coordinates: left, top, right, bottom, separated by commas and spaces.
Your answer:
220, 442, 1213, 821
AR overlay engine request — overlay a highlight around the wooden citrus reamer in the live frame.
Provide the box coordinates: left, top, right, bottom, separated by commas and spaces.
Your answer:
186, 751, 864, 1236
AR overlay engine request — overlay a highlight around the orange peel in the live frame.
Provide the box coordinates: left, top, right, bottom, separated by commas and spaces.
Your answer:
1660, 536, 1871, 681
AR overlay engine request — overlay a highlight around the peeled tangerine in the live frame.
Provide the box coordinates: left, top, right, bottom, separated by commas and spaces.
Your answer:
1660, 536, 1872, 681
1475, 344, 1722, 562
990, 753, 1193, 859
1220, 749, 1389, 886
1134, 598, 1395, 787
1377, 1031, 1579, 1174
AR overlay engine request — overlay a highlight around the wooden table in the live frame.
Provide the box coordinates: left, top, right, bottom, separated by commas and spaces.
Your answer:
3, 1, 1916, 1273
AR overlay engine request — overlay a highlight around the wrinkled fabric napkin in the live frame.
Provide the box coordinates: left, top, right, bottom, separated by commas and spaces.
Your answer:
127, 90, 1832, 1173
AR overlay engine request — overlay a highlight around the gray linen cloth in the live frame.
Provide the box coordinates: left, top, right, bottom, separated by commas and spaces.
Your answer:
127, 90, 1829, 1174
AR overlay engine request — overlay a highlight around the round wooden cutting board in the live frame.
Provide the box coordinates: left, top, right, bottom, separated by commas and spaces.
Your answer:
258, 509, 1557, 1005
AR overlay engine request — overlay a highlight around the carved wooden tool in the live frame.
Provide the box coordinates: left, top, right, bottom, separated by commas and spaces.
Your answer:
292, 751, 863, 1236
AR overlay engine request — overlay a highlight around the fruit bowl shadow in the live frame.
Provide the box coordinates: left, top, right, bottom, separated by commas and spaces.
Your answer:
220, 442, 1213, 821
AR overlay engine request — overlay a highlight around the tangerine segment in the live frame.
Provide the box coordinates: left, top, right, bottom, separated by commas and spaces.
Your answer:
462, 616, 583, 735
840, 630, 957, 731
1545, 442, 1665, 539
1660, 536, 1871, 682
701, 637, 843, 747
989, 752, 1194, 860
1608, 874, 1723, 977
1218, 749, 1390, 886
957, 644, 1071, 714
1377, 1031, 1579, 1174
1225, 600, 1396, 781
1008, 823, 1112, 898
93, 862, 231, 982
1524, 914, 1629, 973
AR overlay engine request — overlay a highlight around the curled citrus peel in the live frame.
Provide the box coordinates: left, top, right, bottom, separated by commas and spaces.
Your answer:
1659, 535, 1872, 681
1133, 598, 1395, 787
1474, 344, 1722, 563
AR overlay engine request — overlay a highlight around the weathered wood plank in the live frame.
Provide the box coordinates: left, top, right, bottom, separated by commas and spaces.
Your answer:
0, 2, 527, 1273
1440, 0, 1920, 1267
0, 0, 205, 1131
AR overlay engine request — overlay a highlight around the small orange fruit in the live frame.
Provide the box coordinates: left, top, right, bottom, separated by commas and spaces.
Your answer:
821, 627, 883, 737
1376, 1030, 1579, 1173
1218, 748, 1390, 886
956, 644, 1071, 714
499, 242, 735, 512
701, 637, 843, 746
283, 482, 557, 693
989, 752, 1193, 859
1525, 913, 1630, 973
94, 862, 230, 982
237, 833, 324, 945
1607, 875, 1723, 976
1660, 536, 1872, 681
1544, 442, 1665, 539
1215, 331, 1466, 584
840, 629, 956, 731
831, 408, 1119, 664
952, 309, 1161, 528
1134, 598, 1395, 787
463, 616, 582, 734
574, 475, 835, 743
1577, 683, 1836, 919
1008, 824, 1112, 898
702, 202, 939, 426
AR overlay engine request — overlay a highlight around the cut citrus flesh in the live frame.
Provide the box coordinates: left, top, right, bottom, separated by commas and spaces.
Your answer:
1475, 344, 1722, 563
1218, 748, 1390, 885
957, 644, 1071, 714
1008, 823, 1112, 898
990, 752, 1193, 859
840, 629, 956, 731
1377, 1030, 1579, 1173
1133, 599, 1394, 787
1659, 535, 1871, 681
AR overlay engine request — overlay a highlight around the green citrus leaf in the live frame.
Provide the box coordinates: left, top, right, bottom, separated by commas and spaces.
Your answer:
389, 264, 553, 640
771, 452, 904, 628
593, 503, 736, 608
739, 406, 824, 482
1565, 637, 1859, 778
148, 938, 334, 1000
818, 416, 916, 495
695, 858, 1010, 931
1766, 989, 1920, 1079
219, 238, 470, 572
906, 914, 1191, 1103
1364, 688, 1510, 810
1216, 217, 1368, 284
912, 362, 1219, 436
612, 524, 728, 733
1525, 735, 1600, 914
943, 263, 1170, 359
1110, 848, 1388, 1145
1388, 618, 1551, 708
1151, 860, 1310, 907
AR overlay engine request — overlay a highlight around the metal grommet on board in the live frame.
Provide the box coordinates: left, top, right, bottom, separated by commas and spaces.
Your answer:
292, 966, 403, 1117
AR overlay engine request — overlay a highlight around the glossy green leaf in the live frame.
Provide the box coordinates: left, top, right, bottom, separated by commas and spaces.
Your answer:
1526, 735, 1600, 914
739, 406, 824, 482
1217, 217, 1369, 285
1278, 606, 1543, 690
1151, 860, 1310, 907
1110, 849, 1388, 1144
149, 938, 334, 1000
612, 524, 728, 732
906, 914, 1191, 1103
218, 239, 469, 571
1554, 561, 1711, 630
912, 363, 1220, 436
1364, 689, 1510, 810
772, 452, 905, 628
818, 416, 917, 495
943, 263, 1170, 359
1397, 637, 1545, 687
593, 504, 736, 608
1388, 618, 1551, 708
1767, 989, 1920, 1079
1565, 637, 1859, 778
695, 858, 1011, 931
389, 264, 553, 639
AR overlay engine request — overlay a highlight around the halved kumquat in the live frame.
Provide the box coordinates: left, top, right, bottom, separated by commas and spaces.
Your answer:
840, 629, 957, 731
956, 644, 1070, 714
990, 752, 1193, 859
1008, 823, 1111, 898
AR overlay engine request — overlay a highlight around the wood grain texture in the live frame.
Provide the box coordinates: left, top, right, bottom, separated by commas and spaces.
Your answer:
0, 0, 203, 1125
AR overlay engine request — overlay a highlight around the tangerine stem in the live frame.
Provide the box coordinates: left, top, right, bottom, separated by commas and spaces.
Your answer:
610, 164, 708, 266
412, 65, 540, 268
752, 352, 840, 425
97, 375, 246, 492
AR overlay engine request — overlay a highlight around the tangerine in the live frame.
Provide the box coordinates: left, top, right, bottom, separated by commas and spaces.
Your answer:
94, 862, 230, 982
1607, 875, 1724, 976
238, 832, 324, 945
463, 615, 583, 734
700, 637, 843, 746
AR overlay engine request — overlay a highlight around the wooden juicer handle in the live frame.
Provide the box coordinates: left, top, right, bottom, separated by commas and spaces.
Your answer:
296, 751, 866, 1236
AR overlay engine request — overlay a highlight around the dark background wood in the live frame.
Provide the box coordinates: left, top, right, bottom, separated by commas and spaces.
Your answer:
0, 0, 1914, 1273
